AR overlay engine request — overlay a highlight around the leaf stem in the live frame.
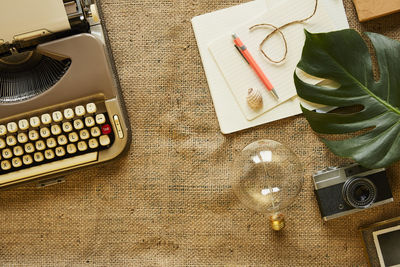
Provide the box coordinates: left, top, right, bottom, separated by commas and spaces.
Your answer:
326, 55, 400, 116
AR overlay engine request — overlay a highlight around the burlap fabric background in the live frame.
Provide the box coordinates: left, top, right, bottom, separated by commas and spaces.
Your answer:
1, 0, 400, 266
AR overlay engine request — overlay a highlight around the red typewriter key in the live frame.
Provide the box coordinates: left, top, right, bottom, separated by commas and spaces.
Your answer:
101, 124, 112, 135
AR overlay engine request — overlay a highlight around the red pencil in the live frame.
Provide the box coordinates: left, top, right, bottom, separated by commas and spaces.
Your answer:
232, 33, 279, 100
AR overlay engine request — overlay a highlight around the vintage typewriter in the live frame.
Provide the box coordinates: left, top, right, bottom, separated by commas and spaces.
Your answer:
0, 0, 130, 188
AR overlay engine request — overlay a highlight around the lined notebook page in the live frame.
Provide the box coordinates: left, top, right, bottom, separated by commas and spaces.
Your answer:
208, 0, 336, 121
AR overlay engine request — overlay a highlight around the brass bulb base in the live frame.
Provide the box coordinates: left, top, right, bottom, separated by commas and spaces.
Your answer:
269, 213, 285, 231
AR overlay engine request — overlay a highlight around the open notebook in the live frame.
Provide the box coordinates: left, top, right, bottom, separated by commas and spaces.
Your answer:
192, 0, 349, 134
208, 0, 337, 121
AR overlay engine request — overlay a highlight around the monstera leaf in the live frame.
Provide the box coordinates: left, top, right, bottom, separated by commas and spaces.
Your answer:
294, 29, 400, 168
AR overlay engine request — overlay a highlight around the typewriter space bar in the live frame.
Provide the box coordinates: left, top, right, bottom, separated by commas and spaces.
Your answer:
0, 152, 98, 185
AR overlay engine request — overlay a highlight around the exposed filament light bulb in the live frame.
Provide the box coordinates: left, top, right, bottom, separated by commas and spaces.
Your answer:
231, 140, 304, 231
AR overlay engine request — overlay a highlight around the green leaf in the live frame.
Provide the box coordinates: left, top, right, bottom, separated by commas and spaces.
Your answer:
295, 29, 400, 168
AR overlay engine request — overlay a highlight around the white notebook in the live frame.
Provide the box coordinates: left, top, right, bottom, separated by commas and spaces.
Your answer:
208, 0, 336, 121
192, 0, 349, 134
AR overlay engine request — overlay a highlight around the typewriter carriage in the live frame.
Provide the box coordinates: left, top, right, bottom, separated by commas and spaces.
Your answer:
0, 0, 101, 104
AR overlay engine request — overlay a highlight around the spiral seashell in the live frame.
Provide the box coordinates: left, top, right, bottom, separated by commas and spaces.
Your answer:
246, 88, 263, 109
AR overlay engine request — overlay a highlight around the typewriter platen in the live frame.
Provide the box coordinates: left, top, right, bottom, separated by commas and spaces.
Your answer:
0, 0, 130, 188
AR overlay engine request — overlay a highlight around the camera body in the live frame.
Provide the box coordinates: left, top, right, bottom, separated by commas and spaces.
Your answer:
313, 163, 393, 221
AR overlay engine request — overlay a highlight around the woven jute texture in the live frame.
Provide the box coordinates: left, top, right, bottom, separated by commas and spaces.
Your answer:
1, 0, 400, 266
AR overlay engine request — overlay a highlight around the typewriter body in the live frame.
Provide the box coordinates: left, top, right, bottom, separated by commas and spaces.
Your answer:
0, 0, 130, 188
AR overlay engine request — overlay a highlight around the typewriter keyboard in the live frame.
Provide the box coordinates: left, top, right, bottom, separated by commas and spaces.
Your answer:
0, 102, 115, 179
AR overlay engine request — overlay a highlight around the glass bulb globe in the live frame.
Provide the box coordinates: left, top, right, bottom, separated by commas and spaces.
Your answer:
231, 140, 304, 231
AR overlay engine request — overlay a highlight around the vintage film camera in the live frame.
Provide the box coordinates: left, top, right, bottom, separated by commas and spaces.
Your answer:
313, 164, 393, 221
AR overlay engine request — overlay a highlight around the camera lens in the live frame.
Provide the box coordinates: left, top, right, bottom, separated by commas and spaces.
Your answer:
342, 177, 377, 209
